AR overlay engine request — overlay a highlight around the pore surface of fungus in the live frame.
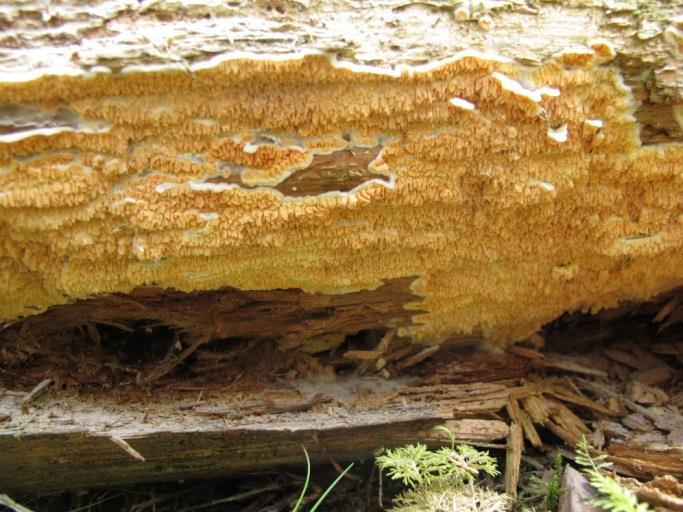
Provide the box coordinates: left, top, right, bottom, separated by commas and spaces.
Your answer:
0, 47, 682, 345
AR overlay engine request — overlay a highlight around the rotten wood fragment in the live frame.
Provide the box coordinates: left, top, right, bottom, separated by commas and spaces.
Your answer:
534, 354, 608, 377
395, 346, 440, 370
636, 475, 683, 512
193, 394, 330, 418
505, 423, 523, 499
539, 379, 614, 416
110, 435, 146, 462
428, 419, 509, 444
544, 397, 590, 446
608, 444, 683, 478
395, 382, 511, 416
20, 378, 52, 407
631, 366, 673, 386
519, 409, 543, 448
1, 278, 421, 388
343, 350, 383, 361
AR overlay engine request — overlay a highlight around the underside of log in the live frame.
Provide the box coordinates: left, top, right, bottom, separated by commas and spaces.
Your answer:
1, 290, 681, 495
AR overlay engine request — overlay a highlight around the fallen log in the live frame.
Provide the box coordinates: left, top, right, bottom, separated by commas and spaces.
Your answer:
0, 377, 512, 493
0, 0, 682, 494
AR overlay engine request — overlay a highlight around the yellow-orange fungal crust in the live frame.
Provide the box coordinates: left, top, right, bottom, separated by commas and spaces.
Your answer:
0, 52, 682, 345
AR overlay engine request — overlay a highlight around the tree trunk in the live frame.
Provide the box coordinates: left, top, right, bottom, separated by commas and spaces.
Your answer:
0, 0, 682, 493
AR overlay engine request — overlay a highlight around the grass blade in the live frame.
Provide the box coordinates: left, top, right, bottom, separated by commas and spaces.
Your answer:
292, 445, 311, 512
310, 462, 355, 512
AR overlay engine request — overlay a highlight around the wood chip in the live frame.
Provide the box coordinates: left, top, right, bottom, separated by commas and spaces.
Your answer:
505, 423, 523, 499
546, 419, 582, 446
397, 382, 510, 415
651, 342, 683, 355
527, 333, 545, 349
637, 484, 683, 512
395, 345, 440, 369
608, 444, 683, 478
384, 345, 414, 363
21, 378, 52, 406
603, 348, 647, 370
654, 297, 679, 323
519, 409, 543, 448
645, 406, 683, 432
506, 397, 520, 423
376, 329, 396, 354
343, 350, 382, 361
544, 397, 589, 445
540, 380, 615, 416
622, 340, 671, 370
535, 353, 608, 377
595, 419, 630, 442
627, 381, 668, 406
430, 419, 510, 443
508, 345, 543, 360
631, 366, 672, 386
109, 435, 146, 462
668, 428, 683, 445
521, 395, 549, 425
85, 321, 101, 346
621, 413, 653, 432
301, 333, 346, 354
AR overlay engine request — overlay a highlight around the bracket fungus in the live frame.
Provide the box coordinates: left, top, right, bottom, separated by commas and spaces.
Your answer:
0, 12, 682, 348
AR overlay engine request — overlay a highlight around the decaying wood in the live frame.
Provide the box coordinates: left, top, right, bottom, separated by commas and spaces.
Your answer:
504, 423, 523, 498
608, 445, 683, 478
0, 278, 420, 387
1, 299, 681, 493
636, 476, 683, 512
0, 2, 681, 496
0, 375, 512, 493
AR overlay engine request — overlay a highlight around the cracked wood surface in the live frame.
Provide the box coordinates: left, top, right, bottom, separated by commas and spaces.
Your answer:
0, 377, 511, 493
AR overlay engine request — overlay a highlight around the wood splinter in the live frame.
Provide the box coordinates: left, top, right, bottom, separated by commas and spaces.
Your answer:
20, 378, 52, 407
109, 435, 146, 462
504, 423, 523, 499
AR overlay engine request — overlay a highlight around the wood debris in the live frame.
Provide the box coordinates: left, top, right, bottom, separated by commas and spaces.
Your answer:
505, 423, 523, 498
0, 287, 681, 498
533, 353, 608, 377
636, 475, 683, 511
20, 378, 52, 407
428, 419, 509, 443
109, 435, 146, 462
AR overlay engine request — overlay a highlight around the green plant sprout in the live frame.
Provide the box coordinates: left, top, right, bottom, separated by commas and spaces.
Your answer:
376, 425, 499, 488
521, 452, 564, 512
292, 444, 354, 512
375, 425, 508, 511
574, 437, 652, 512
